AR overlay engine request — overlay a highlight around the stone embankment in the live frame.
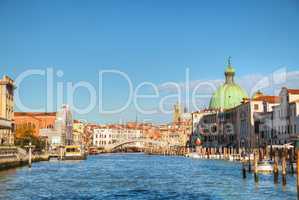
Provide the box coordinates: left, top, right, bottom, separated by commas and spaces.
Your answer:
0, 146, 49, 170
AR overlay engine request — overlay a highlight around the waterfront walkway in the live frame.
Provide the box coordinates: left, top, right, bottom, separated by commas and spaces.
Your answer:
0, 146, 49, 170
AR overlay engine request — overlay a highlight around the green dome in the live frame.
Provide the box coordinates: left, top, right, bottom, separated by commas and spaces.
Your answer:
209, 59, 248, 110
209, 83, 248, 110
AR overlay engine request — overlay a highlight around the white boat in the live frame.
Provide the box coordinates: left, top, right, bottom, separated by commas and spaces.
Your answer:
255, 160, 273, 173
186, 153, 201, 159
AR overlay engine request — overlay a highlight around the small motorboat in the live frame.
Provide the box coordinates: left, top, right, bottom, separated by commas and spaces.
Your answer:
186, 152, 201, 159
255, 160, 273, 173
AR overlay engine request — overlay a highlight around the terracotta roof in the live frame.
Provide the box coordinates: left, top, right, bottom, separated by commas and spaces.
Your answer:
73, 119, 83, 123
288, 89, 299, 95
253, 95, 280, 104
14, 112, 56, 116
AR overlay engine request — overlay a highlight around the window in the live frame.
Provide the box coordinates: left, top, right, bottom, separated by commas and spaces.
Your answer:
254, 104, 259, 110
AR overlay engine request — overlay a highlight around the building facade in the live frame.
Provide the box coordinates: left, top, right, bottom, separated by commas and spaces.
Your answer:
189, 61, 293, 150
73, 120, 85, 146
0, 76, 14, 145
197, 93, 280, 149
56, 105, 73, 145
40, 105, 74, 149
14, 112, 56, 137
92, 124, 143, 150
256, 87, 299, 145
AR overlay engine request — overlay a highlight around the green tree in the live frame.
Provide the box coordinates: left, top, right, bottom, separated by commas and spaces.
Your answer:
15, 123, 45, 152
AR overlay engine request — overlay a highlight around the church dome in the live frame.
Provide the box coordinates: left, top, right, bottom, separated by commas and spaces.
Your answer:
209, 58, 248, 110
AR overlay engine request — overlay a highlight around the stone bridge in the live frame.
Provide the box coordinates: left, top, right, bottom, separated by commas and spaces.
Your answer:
108, 139, 168, 151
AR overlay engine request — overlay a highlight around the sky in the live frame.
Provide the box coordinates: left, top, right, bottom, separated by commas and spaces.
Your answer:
0, 0, 299, 124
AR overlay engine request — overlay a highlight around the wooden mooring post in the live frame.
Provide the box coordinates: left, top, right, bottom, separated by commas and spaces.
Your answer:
59, 145, 64, 160
296, 148, 299, 200
274, 153, 279, 184
295, 139, 299, 200
282, 151, 287, 186
242, 161, 246, 179
289, 148, 295, 175
254, 151, 259, 183
248, 151, 252, 173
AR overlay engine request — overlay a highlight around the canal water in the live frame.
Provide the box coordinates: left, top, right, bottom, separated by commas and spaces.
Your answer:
0, 154, 296, 200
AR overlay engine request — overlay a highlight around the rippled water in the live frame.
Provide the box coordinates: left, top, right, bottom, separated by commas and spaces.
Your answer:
0, 154, 296, 200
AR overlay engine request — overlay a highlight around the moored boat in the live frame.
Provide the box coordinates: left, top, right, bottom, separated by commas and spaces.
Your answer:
64, 145, 87, 160
255, 160, 273, 173
186, 152, 201, 159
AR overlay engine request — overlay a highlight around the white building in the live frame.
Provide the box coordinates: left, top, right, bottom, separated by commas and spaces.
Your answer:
93, 127, 117, 148
40, 105, 73, 149
56, 104, 73, 145
270, 88, 299, 145
92, 124, 143, 150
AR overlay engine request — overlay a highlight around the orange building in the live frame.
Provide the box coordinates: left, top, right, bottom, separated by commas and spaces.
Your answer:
14, 112, 56, 137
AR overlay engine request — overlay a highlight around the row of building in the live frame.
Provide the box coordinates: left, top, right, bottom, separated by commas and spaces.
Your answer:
2, 59, 298, 152
0, 74, 86, 149
190, 60, 299, 150
0, 71, 190, 151
90, 120, 190, 150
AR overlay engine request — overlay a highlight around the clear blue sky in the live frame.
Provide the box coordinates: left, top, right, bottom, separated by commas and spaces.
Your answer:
0, 0, 298, 124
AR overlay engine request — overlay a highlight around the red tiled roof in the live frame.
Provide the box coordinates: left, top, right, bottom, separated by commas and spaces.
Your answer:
254, 96, 280, 104
288, 89, 299, 95
14, 112, 56, 116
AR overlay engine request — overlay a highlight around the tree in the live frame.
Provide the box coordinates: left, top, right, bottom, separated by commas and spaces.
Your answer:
15, 123, 45, 152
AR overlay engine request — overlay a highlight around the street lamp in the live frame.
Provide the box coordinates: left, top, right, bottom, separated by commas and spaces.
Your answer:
24, 142, 35, 168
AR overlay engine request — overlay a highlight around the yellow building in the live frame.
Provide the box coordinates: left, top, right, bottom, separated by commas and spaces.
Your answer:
0, 76, 15, 145
72, 120, 85, 146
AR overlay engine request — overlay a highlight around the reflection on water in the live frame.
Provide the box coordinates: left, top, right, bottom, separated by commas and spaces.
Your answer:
0, 154, 296, 200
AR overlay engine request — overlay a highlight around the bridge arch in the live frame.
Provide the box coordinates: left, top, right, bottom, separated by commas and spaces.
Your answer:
109, 139, 167, 151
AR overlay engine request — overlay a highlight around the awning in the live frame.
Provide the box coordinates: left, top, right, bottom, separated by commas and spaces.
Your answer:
0, 118, 12, 129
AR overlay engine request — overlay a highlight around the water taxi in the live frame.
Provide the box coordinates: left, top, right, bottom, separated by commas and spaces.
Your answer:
64, 145, 87, 160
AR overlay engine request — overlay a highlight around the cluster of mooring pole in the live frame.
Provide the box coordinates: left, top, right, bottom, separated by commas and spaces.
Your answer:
241, 140, 299, 200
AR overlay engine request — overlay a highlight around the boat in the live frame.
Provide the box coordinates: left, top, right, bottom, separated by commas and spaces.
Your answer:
88, 147, 98, 155
64, 145, 87, 160
255, 160, 273, 173
186, 152, 201, 159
